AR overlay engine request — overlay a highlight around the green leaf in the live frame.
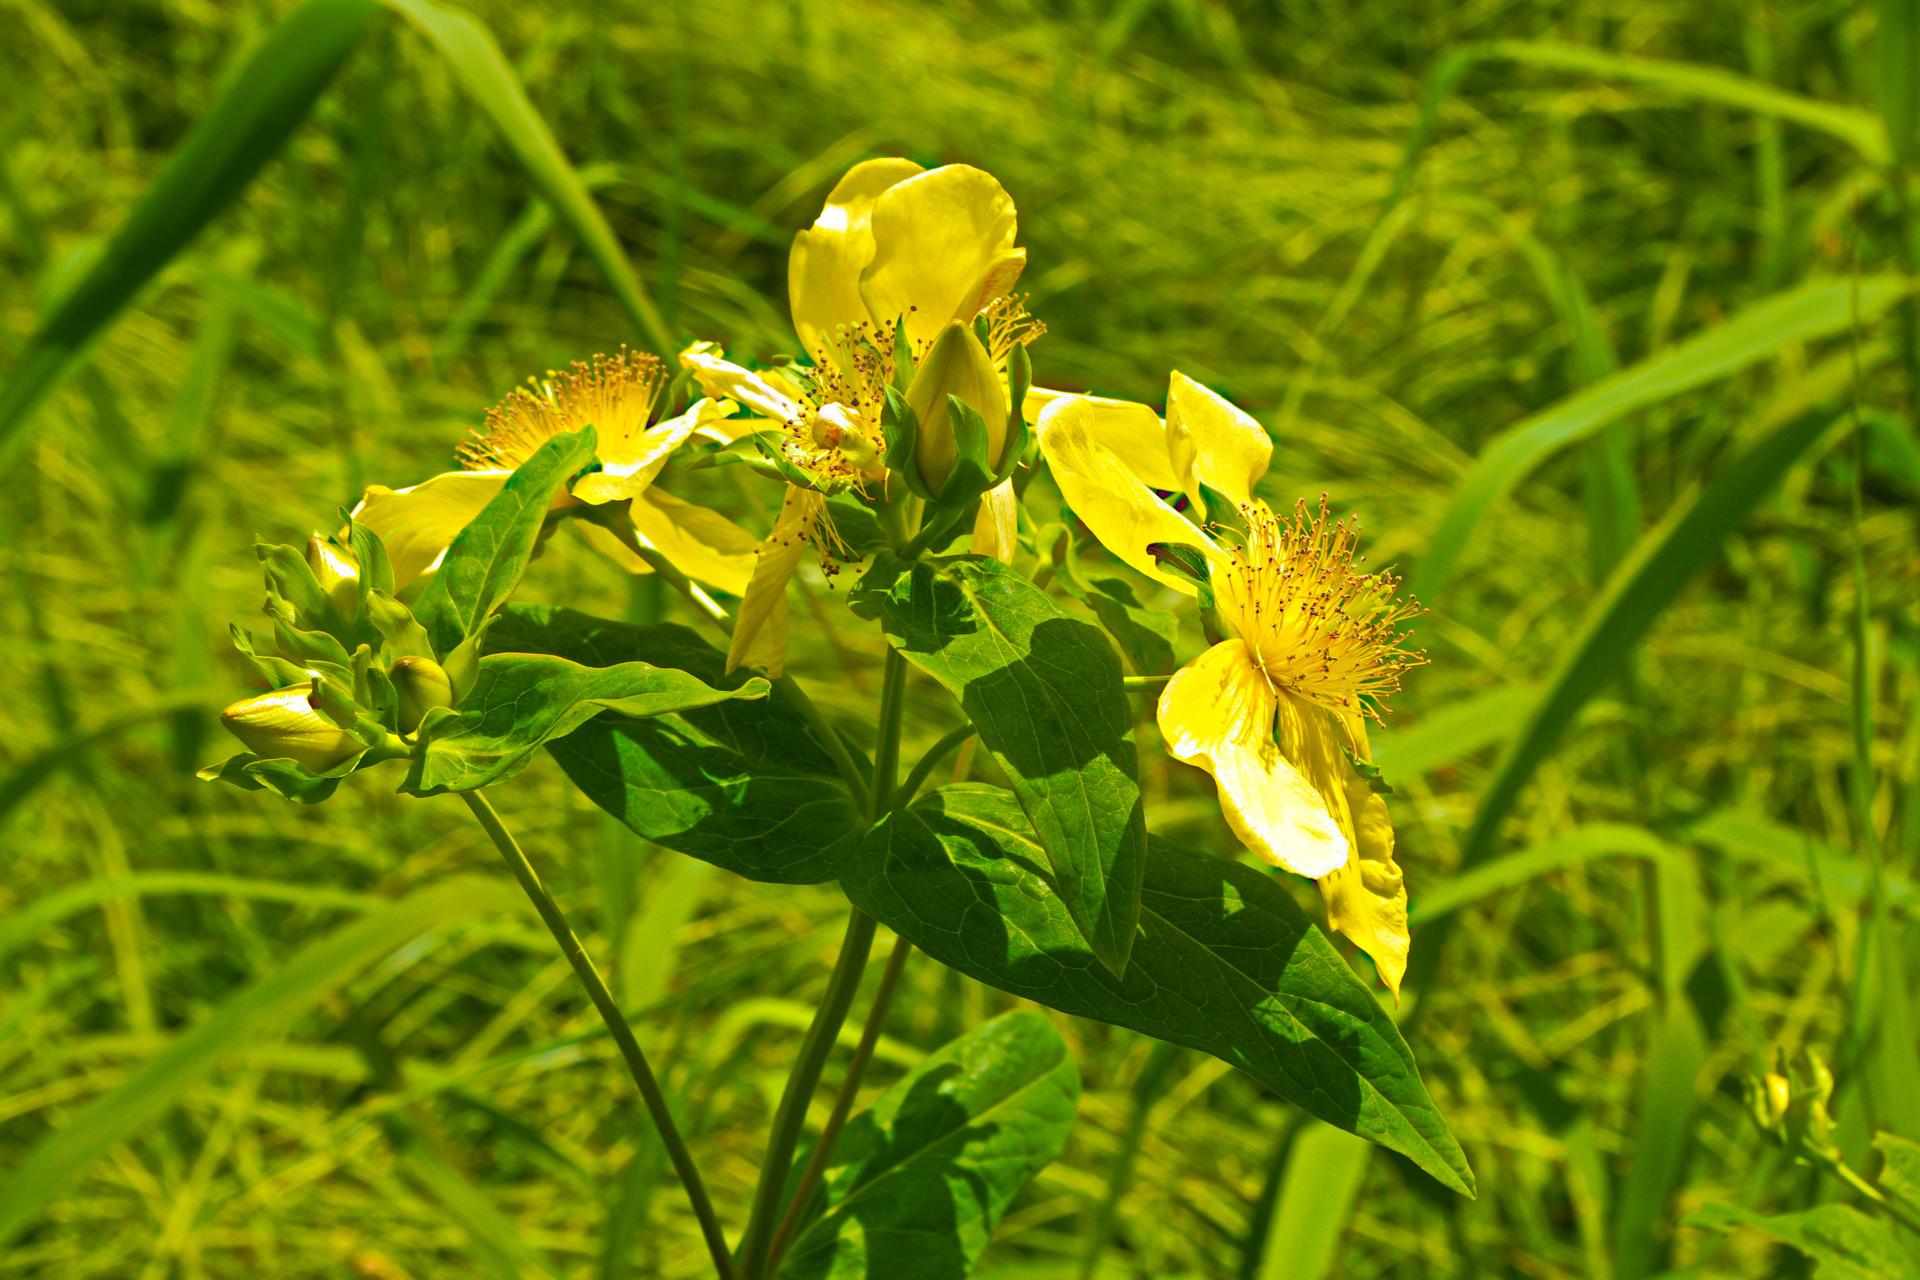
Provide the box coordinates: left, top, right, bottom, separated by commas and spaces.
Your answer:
1875, 1132, 1920, 1212
1412, 279, 1906, 603
1879, 0, 1920, 161
382, 0, 674, 360
0, 875, 527, 1249
837, 784, 1473, 1195
853, 556, 1147, 976
485, 605, 861, 884
1685, 1203, 1920, 1280
412, 426, 597, 658
0, 0, 380, 463
403, 652, 768, 795
1452, 409, 1843, 877
776, 1010, 1080, 1280
1081, 577, 1177, 677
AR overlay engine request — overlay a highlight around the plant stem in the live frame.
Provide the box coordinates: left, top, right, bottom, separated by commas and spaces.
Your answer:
1122, 675, 1170, 693
868, 648, 909, 818
458, 791, 734, 1280
897, 722, 976, 807
736, 909, 879, 1280
771, 674, 871, 816
763, 932, 914, 1273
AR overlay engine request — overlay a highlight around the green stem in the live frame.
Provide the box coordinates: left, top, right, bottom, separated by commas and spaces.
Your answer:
737, 909, 879, 1280
763, 933, 914, 1274
868, 649, 910, 818
458, 791, 734, 1280
1122, 675, 1170, 694
897, 722, 976, 807
771, 674, 871, 817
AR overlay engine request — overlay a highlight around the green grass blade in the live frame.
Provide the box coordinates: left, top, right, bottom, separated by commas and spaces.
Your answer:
1612, 1005, 1709, 1280
1408, 825, 1671, 925
0, 876, 524, 1250
0, 692, 214, 828
1256, 1121, 1372, 1280
1877, 0, 1920, 161
1370, 685, 1537, 780
1411, 277, 1905, 603
383, 0, 676, 360
1447, 408, 1845, 877
0, 0, 379, 462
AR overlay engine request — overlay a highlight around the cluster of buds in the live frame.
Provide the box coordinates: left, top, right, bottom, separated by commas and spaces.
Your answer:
883, 316, 1032, 529
1745, 1048, 1843, 1168
203, 526, 461, 803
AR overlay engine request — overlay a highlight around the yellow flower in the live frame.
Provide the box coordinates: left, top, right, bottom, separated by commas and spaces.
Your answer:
351, 350, 758, 600
683, 158, 1043, 675
1036, 379, 1424, 996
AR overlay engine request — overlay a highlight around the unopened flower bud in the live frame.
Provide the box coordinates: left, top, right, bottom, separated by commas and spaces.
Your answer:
221, 686, 360, 770
905, 321, 1007, 493
390, 655, 455, 732
307, 535, 360, 619
1761, 1073, 1791, 1128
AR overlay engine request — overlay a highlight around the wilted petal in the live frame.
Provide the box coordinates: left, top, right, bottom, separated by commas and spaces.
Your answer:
789, 157, 925, 366
1165, 371, 1272, 511
350, 469, 508, 590
1036, 395, 1213, 594
1318, 727, 1410, 998
681, 344, 804, 423
860, 165, 1023, 353
1025, 387, 1180, 492
970, 478, 1018, 563
1157, 641, 1349, 877
574, 398, 730, 505
726, 487, 819, 675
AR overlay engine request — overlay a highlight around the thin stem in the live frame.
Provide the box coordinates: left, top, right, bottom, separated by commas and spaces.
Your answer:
736, 909, 879, 1280
897, 723, 977, 808
772, 674, 871, 816
764, 934, 914, 1273
458, 791, 734, 1280
1122, 675, 1170, 693
868, 648, 910, 819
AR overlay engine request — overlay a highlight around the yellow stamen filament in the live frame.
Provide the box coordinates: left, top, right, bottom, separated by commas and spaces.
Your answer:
1214, 498, 1425, 717
459, 348, 665, 471
977, 294, 1046, 365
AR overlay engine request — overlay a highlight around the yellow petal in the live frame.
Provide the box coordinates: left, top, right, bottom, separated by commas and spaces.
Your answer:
680, 343, 803, 423
726, 488, 818, 675
789, 157, 925, 366
970, 478, 1018, 563
350, 470, 508, 590
1157, 641, 1349, 877
572, 398, 721, 505
1024, 387, 1179, 492
1318, 771, 1410, 999
630, 489, 760, 596
1035, 394, 1212, 595
1165, 371, 1272, 510
860, 165, 1023, 353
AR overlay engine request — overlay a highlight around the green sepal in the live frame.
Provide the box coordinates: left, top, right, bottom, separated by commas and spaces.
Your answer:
256, 542, 351, 644
1007, 341, 1032, 434
971, 312, 993, 348
891, 315, 915, 392
1145, 540, 1218, 636
880, 387, 927, 497
933, 396, 997, 507
365, 590, 434, 663
344, 514, 396, 607
687, 429, 805, 486
271, 612, 352, 670
229, 624, 313, 689
401, 651, 769, 796
1198, 480, 1250, 546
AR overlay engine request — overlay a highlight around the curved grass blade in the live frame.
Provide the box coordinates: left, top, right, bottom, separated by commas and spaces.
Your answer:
1411, 277, 1905, 603
0, 876, 525, 1250
1255, 1122, 1372, 1280
1449, 410, 1841, 876
383, 0, 675, 359
0, 0, 381, 462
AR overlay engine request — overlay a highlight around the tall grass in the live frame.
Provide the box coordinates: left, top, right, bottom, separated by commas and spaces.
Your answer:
2, 0, 1916, 1276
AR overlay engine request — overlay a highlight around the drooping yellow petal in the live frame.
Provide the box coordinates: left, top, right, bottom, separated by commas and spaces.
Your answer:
789, 157, 925, 366
970, 478, 1018, 563
572, 398, 726, 505
1024, 387, 1180, 493
1165, 371, 1272, 510
726, 487, 819, 675
1318, 727, 1410, 998
350, 469, 508, 590
680, 343, 804, 423
860, 165, 1024, 353
1035, 395, 1214, 595
630, 489, 760, 596
1157, 641, 1349, 877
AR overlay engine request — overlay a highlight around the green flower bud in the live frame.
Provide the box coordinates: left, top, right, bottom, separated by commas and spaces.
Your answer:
905, 321, 1006, 494
220, 685, 360, 770
391, 655, 455, 733
306, 534, 360, 620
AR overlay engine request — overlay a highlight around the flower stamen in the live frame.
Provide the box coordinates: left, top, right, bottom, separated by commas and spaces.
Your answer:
459, 348, 665, 471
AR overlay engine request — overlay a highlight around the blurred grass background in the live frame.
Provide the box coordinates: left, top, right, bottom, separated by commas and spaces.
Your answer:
3, 0, 1919, 1276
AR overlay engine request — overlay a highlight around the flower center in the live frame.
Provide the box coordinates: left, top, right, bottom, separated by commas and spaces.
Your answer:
1214, 499, 1424, 716
459, 349, 665, 471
